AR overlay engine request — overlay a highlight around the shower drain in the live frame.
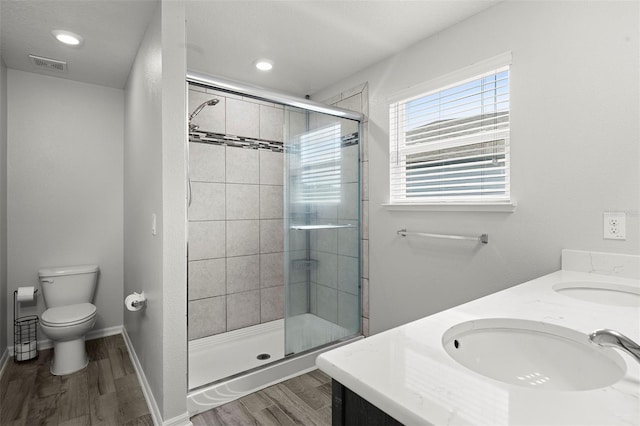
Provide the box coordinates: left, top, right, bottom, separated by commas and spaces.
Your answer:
257, 353, 271, 360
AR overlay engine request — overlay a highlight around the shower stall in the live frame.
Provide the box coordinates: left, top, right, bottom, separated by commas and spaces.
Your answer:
185, 72, 362, 414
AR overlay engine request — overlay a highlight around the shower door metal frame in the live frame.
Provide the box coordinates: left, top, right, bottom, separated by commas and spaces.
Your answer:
186, 70, 364, 122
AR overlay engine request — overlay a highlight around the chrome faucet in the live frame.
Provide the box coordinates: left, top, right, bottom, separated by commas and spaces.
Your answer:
589, 329, 640, 364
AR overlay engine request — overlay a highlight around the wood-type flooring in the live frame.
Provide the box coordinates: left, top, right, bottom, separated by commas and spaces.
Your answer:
191, 369, 333, 426
1, 334, 334, 426
0, 334, 152, 425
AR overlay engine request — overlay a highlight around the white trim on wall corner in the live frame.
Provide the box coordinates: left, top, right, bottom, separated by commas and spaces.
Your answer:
122, 327, 162, 425
121, 328, 192, 426
0, 348, 9, 379
163, 414, 193, 426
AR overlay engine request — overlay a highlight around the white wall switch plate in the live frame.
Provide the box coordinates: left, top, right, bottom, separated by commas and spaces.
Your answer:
603, 211, 626, 240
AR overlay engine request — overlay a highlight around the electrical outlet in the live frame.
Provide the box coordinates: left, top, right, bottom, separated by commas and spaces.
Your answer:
603, 212, 626, 240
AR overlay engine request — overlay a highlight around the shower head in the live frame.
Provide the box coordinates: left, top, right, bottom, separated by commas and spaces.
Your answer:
189, 98, 220, 130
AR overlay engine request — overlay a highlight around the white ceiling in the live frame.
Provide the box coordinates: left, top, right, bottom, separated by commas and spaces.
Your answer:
0, 0, 158, 89
186, 1, 501, 96
1, 0, 501, 95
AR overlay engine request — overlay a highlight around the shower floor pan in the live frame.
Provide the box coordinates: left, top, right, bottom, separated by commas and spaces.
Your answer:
187, 313, 361, 415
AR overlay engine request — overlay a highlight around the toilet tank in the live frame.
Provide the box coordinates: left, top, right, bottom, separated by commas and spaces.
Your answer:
38, 265, 99, 308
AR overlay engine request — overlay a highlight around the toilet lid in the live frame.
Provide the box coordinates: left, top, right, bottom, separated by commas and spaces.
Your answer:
41, 303, 96, 326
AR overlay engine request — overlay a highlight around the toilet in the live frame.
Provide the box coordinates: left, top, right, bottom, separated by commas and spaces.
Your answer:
38, 264, 99, 375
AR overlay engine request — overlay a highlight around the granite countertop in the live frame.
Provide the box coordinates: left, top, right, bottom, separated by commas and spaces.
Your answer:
317, 250, 640, 425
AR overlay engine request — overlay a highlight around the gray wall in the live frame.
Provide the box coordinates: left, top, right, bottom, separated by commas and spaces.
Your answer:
0, 56, 7, 361
123, 1, 188, 422
313, 1, 640, 334
6, 69, 124, 342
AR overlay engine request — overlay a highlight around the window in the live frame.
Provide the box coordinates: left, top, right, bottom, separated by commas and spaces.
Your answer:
389, 56, 511, 205
293, 123, 342, 203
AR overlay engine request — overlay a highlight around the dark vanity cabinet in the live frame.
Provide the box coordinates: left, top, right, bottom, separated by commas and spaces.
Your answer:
332, 380, 404, 426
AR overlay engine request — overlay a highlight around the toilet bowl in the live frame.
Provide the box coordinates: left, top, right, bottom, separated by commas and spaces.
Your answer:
40, 303, 97, 375
38, 265, 99, 375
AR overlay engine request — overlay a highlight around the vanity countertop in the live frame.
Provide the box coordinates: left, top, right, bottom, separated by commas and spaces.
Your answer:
317, 250, 640, 425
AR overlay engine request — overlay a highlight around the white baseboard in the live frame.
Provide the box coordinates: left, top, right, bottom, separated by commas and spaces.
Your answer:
7, 325, 123, 356
121, 328, 192, 426
0, 347, 9, 379
163, 414, 192, 426
122, 327, 162, 426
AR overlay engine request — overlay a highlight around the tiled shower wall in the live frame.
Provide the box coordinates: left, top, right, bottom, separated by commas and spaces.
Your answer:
320, 83, 370, 337
285, 114, 361, 333
187, 86, 285, 340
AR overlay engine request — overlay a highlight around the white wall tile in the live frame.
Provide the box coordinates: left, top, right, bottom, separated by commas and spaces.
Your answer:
226, 98, 259, 139
312, 250, 338, 288
226, 220, 259, 256
226, 147, 259, 184
337, 93, 362, 114
188, 296, 226, 339
338, 255, 359, 295
341, 144, 359, 184
338, 290, 359, 331
312, 228, 337, 254
361, 239, 368, 279
188, 258, 226, 300
189, 90, 226, 134
227, 255, 260, 294
341, 83, 366, 100
260, 219, 284, 253
260, 151, 283, 185
190, 142, 225, 183
188, 221, 225, 260
285, 109, 307, 139
260, 252, 284, 288
361, 160, 369, 201
316, 284, 338, 323
361, 278, 369, 319
259, 185, 283, 219
288, 250, 308, 284
189, 182, 225, 221
316, 203, 338, 222
227, 290, 260, 331
260, 105, 284, 142
361, 202, 369, 241
338, 182, 359, 221
260, 286, 284, 322
226, 184, 259, 219
338, 224, 359, 257
288, 282, 308, 316
306, 282, 316, 315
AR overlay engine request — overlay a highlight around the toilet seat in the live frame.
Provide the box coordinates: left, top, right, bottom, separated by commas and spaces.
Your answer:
41, 303, 96, 327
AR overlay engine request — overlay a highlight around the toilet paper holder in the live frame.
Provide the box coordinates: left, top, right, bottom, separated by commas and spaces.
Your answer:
125, 291, 147, 311
13, 288, 39, 362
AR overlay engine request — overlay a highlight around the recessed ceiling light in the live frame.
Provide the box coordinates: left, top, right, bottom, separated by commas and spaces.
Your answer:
52, 30, 83, 46
255, 60, 273, 71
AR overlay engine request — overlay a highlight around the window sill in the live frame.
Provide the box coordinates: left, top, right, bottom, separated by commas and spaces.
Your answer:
382, 201, 517, 213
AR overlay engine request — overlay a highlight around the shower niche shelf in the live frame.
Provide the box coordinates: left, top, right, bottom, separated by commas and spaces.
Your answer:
291, 259, 318, 271
290, 224, 356, 231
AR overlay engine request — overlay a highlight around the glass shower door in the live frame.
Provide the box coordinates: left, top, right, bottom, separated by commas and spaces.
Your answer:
284, 106, 361, 356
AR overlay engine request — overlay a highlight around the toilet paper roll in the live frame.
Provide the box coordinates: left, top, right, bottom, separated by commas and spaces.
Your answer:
16, 286, 36, 303
15, 341, 37, 361
125, 292, 146, 312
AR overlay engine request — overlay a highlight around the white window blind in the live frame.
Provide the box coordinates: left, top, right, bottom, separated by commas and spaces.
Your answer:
293, 123, 342, 203
390, 63, 510, 204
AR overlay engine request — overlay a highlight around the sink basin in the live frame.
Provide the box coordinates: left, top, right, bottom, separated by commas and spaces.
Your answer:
442, 318, 626, 390
552, 281, 640, 307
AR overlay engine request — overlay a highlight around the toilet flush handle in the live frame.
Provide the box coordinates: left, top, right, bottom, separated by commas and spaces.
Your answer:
41, 279, 54, 284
